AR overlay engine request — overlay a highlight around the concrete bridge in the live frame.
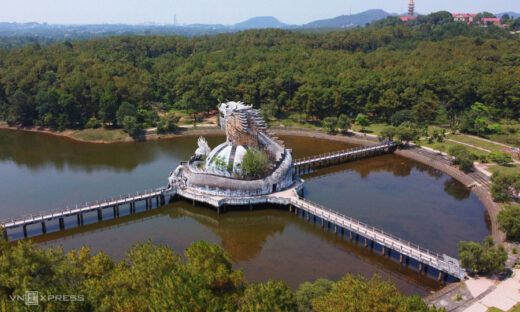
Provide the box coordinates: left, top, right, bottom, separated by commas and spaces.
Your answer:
293, 141, 396, 175
0, 188, 167, 239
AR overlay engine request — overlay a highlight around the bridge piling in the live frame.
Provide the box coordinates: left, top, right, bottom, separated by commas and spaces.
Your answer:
97, 209, 102, 221
438, 272, 443, 281
381, 246, 386, 256
23, 225, 27, 238
41, 222, 46, 234
59, 218, 64, 230
419, 263, 423, 272
364, 238, 368, 247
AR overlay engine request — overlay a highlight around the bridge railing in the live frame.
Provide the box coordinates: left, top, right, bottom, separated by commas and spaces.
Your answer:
286, 195, 459, 269
294, 142, 395, 165
0, 187, 168, 228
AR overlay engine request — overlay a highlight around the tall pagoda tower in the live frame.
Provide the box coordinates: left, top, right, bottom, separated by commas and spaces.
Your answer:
408, 0, 415, 16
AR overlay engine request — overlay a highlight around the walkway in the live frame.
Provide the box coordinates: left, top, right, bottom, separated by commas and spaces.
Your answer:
293, 141, 396, 169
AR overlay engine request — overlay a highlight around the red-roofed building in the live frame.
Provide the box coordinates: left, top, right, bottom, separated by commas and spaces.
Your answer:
452, 13, 476, 24
399, 16, 417, 22
481, 18, 501, 26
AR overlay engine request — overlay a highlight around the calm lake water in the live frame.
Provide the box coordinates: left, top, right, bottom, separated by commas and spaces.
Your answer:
0, 129, 490, 295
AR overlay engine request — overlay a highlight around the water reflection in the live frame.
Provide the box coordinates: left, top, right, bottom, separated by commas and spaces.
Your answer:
0, 129, 224, 172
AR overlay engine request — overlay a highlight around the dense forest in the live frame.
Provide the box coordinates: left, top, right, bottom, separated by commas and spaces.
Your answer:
0, 238, 442, 312
0, 11, 519, 134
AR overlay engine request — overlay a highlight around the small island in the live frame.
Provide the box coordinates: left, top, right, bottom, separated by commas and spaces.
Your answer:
169, 101, 294, 196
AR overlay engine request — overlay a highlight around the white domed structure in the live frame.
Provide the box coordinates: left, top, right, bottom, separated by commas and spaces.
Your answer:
204, 142, 249, 177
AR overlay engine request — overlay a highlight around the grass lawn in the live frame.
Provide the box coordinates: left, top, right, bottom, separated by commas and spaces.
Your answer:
70, 128, 128, 142
351, 123, 387, 135
487, 124, 520, 147
487, 164, 520, 176
487, 304, 520, 312
447, 134, 506, 153
420, 139, 489, 157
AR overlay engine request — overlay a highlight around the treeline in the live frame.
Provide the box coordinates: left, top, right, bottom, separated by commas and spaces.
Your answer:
0, 238, 442, 311
0, 12, 518, 134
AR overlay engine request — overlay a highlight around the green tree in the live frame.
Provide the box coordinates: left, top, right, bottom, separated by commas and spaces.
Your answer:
116, 102, 137, 127
323, 117, 338, 133
490, 172, 520, 202
497, 205, 520, 242
122, 115, 142, 136
379, 126, 397, 141
458, 236, 507, 274
242, 149, 269, 178
395, 121, 420, 144
337, 114, 351, 133
355, 114, 371, 133
157, 111, 180, 134
99, 93, 119, 125
296, 278, 334, 312
239, 280, 297, 312
390, 110, 414, 126
312, 274, 441, 312
448, 146, 475, 173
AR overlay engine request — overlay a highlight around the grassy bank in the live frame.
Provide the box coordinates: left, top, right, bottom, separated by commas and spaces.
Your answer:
69, 128, 129, 142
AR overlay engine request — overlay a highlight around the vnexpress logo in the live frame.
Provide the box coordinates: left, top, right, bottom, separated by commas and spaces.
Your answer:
25, 291, 39, 305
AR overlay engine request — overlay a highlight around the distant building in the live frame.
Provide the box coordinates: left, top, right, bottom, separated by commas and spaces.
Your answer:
400, 0, 417, 22
481, 17, 501, 26
452, 13, 476, 24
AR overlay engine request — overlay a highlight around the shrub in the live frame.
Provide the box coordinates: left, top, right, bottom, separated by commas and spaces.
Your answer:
458, 236, 508, 274
448, 146, 475, 172
489, 152, 513, 165
242, 149, 269, 178
85, 117, 101, 129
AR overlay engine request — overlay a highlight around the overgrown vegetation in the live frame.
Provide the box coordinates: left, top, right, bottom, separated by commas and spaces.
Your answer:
241, 148, 269, 178
0, 237, 443, 311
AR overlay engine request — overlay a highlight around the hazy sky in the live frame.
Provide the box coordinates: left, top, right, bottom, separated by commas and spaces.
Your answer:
1, 0, 519, 25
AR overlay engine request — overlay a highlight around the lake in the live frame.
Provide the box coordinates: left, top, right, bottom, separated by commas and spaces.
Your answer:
0, 130, 490, 295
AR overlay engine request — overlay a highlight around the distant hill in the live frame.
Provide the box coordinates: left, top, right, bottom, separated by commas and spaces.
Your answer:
303, 9, 392, 28
233, 16, 289, 30
496, 12, 520, 19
